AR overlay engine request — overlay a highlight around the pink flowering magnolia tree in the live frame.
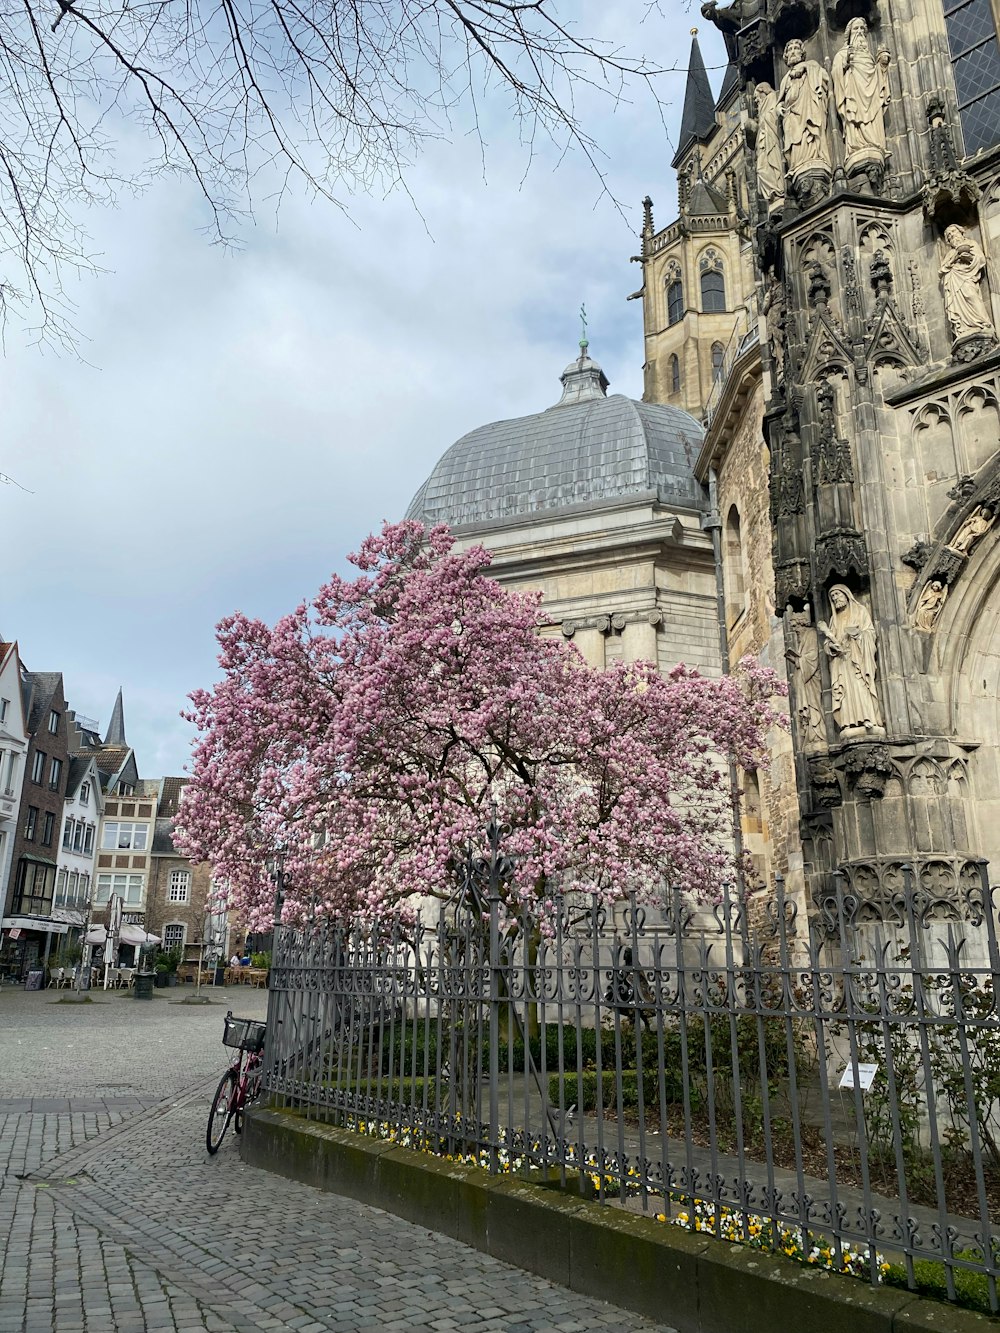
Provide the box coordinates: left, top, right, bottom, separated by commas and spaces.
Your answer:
174, 520, 785, 930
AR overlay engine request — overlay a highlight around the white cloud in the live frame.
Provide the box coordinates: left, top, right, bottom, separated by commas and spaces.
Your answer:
1, 6, 729, 773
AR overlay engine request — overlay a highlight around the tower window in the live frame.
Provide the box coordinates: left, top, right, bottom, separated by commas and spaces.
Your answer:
725, 504, 746, 623
712, 342, 725, 381
944, 0, 1000, 155
667, 278, 684, 326
670, 354, 681, 394
701, 268, 726, 313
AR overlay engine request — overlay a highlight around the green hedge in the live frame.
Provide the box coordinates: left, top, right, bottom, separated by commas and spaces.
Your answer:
547, 1068, 688, 1117
883, 1251, 996, 1315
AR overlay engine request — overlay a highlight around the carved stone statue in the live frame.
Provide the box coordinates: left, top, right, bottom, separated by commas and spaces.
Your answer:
777, 40, 832, 199
787, 616, 825, 746
752, 83, 785, 215
914, 579, 947, 631
761, 267, 787, 386
940, 224, 997, 345
831, 18, 891, 179
818, 585, 884, 734
947, 504, 996, 556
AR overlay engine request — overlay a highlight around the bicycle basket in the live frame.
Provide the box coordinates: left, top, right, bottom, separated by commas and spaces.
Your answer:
222, 1014, 266, 1053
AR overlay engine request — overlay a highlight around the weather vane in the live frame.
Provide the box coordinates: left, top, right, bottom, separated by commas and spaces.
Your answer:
579, 302, 588, 350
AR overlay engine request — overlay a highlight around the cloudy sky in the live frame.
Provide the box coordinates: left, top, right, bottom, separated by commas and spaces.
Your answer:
1, 3, 729, 777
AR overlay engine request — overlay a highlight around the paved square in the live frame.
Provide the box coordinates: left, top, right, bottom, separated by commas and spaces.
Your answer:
0, 986, 678, 1332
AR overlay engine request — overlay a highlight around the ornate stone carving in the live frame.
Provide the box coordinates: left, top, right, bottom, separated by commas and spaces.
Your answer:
901, 539, 932, 572
946, 503, 996, 556
761, 267, 787, 388
813, 378, 853, 484
774, 559, 811, 609
869, 250, 893, 304
751, 83, 785, 217
818, 585, 884, 735
843, 742, 893, 797
807, 261, 832, 308
831, 19, 891, 190
777, 40, 832, 205
786, 614, 825, 747
808, 755, 842, 809
940, 224, 998, 355
814, 529, 868, 584
922, 98, 981, 221
946, 473, 977, 502
913, 579, 947, 631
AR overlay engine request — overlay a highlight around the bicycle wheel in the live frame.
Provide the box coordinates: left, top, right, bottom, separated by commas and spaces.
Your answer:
234, 1070, 261, 1134
206, 1070, 236, 1154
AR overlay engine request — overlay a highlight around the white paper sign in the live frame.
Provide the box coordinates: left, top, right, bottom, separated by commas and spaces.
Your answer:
839, 1062, 879, 1091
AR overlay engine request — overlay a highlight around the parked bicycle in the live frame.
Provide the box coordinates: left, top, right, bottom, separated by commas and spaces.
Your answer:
206, 1010, 266, 1154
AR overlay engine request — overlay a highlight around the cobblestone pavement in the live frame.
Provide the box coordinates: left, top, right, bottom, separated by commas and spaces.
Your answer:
0, 987, 677, 1332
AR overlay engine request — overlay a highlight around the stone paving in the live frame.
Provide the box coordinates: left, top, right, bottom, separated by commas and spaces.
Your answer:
0, 986, 678, 1332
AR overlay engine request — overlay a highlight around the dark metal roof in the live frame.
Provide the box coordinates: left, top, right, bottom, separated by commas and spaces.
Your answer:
672, 38, 717, 169
688, 177, 729, 215
103, 687, 127, 746
406, 350, 706, 529
716, 60, 740, 109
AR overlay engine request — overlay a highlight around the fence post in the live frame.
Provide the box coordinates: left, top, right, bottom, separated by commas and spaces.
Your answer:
488, 873, 501, 1174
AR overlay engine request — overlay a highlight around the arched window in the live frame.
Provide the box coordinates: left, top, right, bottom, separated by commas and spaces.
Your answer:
725, 504, 746, 623
667, 278, 684, 325
670, 354, 680, 394
712, 342, 725, 381
701, 267, 726, 312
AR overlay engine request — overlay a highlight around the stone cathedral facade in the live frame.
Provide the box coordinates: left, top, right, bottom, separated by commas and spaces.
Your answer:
640, 1, 1000, 932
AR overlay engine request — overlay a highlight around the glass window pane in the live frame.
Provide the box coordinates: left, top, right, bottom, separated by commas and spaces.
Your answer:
946, 0, 998, 55
961, 85, 1000, 151
954, 40, 1000, 106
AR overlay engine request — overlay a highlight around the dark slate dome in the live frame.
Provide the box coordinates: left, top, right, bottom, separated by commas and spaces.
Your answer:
406, 347, 706, 529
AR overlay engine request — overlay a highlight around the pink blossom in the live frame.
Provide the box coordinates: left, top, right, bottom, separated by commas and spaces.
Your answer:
174, 521, 785, 926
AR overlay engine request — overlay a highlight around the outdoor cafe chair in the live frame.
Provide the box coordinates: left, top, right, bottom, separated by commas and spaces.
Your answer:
118, 967, 135, 989
50, 967, 64, 988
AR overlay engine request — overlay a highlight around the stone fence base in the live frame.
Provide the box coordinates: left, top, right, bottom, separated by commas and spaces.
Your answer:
241, 1108, 989, 1333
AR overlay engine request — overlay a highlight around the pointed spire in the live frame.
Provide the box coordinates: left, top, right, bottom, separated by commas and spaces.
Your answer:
716, 60, 739, 110
103, 687, 127, 747
672, 33, 717, 169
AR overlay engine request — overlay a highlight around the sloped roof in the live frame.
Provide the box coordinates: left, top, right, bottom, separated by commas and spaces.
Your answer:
152, 816, 179, 856
688, 177, 729, 216
65, 756, 93, 798
716, 60, 739, 109
25, 672, 62, 735
95, 746, 130, 775
672, 38, 716, 169
158, 777, 188, 818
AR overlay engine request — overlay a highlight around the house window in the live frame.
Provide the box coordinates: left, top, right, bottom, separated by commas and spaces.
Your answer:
63, 819, 74, 850
667, 278, 684, 326
84, 825, 94, 854
41, 812, 55, 846
55, 868, 67, 904
79, 872, 90, 901
168, 870, 191, 904
712, 341, 725, 381
701, 267, 726, 313
48, 710, 59, 734
24, 806, 38, 840
48, 757, 63, 792
31, 751, 45, 784
73, 822, 84, 852
13, 859, 54, 916
119, 783, 134, 796
670, 354, 681, 394
0, 698, 8, 721
101, 821, 148, 851
162, 923, 186, 952
80, 782, 90, 805
95, 873, 144, 906
3, 751, 16, 794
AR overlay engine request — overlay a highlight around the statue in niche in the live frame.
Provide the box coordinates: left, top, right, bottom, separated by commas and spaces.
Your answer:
787, 616, 825, 746
751, 83, 786, 215
831, 18, 891, 179
940, 224, 997, 344
818, 585, 884, 734
777, 40, 832, 200
947, 504, 996, 556
761, 268, 787, 385
914, 579, 947, 631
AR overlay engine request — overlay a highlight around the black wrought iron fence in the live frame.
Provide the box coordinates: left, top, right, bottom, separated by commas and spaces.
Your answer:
261, 865, 1000, 1312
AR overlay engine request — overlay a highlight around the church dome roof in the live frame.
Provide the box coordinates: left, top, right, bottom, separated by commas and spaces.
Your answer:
406, 346, 706, 530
